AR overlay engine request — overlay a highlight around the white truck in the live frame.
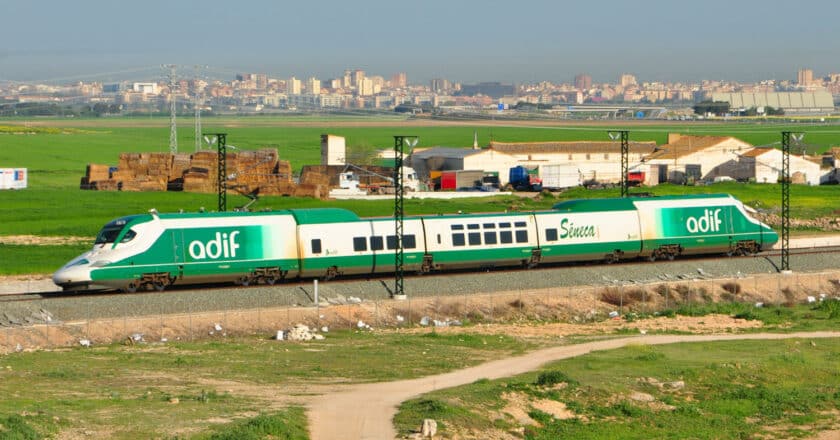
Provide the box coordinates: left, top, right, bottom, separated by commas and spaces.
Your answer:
338, 166, 420, 194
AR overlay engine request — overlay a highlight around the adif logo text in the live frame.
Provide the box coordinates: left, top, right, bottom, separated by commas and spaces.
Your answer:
189, 231, 241, 260
686, 209, 722, 233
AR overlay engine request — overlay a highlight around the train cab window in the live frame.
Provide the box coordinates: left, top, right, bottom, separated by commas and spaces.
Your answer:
95, 225, 123, 245
311, 239, 322, 254
404, 234, 417, 249
468, 232, 481, 245
370, 236, 384, 251
353, 237, 367, 252
484, 231, 497, 245
516, 230, 529, 243
499, 222, 511, 229
500, 231, 513, 244
120, 229, 137, 243
452, 233, 465, 247
545, 228, 558, 242
514, 221, 527, 228
467, 224, 480, 230
451, 224, 464, 230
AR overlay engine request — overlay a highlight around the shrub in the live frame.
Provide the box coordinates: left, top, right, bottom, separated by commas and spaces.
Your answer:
600, 287, 642, 306
535, 370, 577, 387
721, 282, 741, 294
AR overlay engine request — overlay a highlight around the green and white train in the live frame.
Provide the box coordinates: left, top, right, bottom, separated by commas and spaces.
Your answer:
53, 194, 778, 292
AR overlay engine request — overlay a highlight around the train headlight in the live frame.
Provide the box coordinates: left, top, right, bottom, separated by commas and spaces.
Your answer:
90, 260, 112, 268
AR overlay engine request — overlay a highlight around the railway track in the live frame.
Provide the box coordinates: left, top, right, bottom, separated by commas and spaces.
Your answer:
3, 245, 839, 306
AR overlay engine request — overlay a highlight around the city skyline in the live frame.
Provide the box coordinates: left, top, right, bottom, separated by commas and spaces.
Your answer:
2, 0, 840, 84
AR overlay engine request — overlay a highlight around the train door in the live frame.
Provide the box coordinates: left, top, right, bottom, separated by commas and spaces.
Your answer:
171, 230, 185, 278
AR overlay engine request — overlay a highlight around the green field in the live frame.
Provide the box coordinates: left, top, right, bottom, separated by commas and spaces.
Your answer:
1, 115, 840, 275
0, 329, 530, 439
1, 302, 839, 439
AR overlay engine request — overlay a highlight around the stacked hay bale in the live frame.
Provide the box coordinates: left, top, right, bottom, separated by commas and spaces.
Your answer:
80, 148, 317, 197
296, 165, 330, 199
120, 153, 170, 192
80, 164, 114, 190
182, 151, 219, 193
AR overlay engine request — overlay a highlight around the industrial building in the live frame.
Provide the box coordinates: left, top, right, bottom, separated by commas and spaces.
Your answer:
709, 91, 834, 114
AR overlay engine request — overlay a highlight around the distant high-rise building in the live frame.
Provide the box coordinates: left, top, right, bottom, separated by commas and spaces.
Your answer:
343, 70, 352, 88
357, 78, 374, 96
306, 77, 321, 95
620, 74, 637, 88
236, 73, 267, 90
351, 69, 365, 88
430, 78, 451, 93
797, 68, 814, 86
287, 77, 302, 95
574, 74, 592, 90
391, 72, 407, 88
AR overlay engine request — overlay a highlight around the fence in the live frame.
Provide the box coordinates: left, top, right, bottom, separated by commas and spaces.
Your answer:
2, 269, 839, 354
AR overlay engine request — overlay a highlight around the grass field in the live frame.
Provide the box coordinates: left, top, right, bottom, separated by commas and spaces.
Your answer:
1, 115, 839, 275
0, 330, 530, 439
395, 313, 840, 439
1, 302, 838, 439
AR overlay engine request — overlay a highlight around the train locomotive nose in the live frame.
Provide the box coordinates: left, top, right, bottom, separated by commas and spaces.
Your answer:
52, 257, 94, 290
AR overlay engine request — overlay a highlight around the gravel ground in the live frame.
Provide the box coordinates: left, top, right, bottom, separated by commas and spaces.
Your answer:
2, 249, 839, 326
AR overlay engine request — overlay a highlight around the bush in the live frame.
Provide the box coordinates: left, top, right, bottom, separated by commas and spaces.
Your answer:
535, 370, 577, 387
721, 282, 741, 294
600, 288, 645, 306
817, 298, 840, 320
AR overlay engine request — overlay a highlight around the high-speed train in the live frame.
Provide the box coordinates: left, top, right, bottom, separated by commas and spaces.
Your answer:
53, 194, 778, 292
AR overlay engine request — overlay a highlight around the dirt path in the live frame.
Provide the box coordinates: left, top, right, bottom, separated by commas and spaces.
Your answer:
307, 331, 840, 440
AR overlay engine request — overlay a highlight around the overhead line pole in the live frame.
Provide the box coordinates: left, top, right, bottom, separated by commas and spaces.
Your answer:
608, 130, 630, 197
207, 133, 227, 212
779, 131, 802, 272
393, 135, 417, 299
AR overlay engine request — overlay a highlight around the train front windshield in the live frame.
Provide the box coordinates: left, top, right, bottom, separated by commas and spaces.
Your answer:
94, 223, 136, 245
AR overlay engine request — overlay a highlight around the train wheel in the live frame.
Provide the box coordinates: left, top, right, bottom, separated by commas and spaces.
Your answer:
124, 282, 138, 293
265, 276, 278, 285
152, 280, 167, 291
667, 254, 676, 261
648, 254, 656, 262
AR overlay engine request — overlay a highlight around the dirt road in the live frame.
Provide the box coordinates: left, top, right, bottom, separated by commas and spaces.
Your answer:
307, 332, 840, 440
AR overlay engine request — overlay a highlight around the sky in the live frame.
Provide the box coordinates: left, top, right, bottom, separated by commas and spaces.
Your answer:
2, 0, 839, 85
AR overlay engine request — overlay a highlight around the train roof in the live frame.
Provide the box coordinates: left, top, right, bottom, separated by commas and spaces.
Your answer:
289, 208, 360, 224
552, 194, 734, 212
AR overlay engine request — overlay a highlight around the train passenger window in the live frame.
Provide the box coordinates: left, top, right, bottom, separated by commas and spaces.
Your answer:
500, 231, 513, 244
386, 235, 397, 249
499, 222, 511, 228
514, 221, 527, 228
451, 224, 464, 230
353, 237, 367, 252
404, 235, 417, 249
516, 230, 528, 243
484, 231, 497, 245
546, 228, 558, 241
468, 232, 481, 245
120, 229, 137, 243
311, 239, 322, 254
370, 236, 384, 251
483, 223, 495, 229
452, 233, 465, 247
467, 224, 480, 230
